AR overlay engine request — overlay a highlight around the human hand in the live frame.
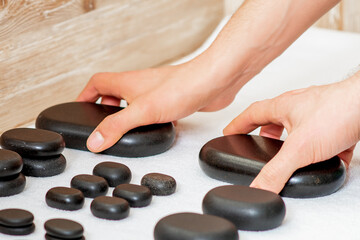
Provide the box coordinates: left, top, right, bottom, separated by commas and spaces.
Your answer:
77, 59, 245, 153
223, 72, 360, 194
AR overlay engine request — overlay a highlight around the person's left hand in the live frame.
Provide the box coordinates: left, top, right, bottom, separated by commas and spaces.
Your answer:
223, 72, 360, 194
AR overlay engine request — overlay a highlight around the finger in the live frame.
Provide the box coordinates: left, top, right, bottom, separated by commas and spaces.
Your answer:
260, 124, 284, 140
87, 102, 149, 152
338, 144, 356, 168
77, 72, 121, 102
250, 135, 305, 194
223, 99, 281, 136
101, 96, 121, 106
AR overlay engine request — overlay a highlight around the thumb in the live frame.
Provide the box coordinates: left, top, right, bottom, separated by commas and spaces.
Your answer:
250, 135, 305, 194
87, 103, 148, 152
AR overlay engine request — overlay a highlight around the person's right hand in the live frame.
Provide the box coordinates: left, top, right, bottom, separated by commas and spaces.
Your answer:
77, 59, 245, 153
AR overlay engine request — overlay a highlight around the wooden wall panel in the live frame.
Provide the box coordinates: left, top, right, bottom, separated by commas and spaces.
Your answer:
0, 0, 224, 133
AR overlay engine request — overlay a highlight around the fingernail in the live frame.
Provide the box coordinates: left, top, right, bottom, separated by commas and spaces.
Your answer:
88, 131, 104, 151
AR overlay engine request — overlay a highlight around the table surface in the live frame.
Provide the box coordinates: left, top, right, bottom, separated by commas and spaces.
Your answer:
1, 17, 360, 240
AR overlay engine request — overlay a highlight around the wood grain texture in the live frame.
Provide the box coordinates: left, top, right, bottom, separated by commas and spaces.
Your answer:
0, 0, 224, 133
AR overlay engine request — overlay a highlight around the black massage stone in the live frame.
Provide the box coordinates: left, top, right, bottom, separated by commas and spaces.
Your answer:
203, 185, 285, 231
35, 102, 176, 157
113, 184, 152, 207
0, 208, 35, 236
46, 187, 85, 211
0, 128, 65, 158
71, 174, 108, 198
22, 154, 66, 177
141, 173, 176, 196
0, 223, 35, 236
199, 134, 346, 198
0, 149, 23, 177
0, 209, 34, 227
44, 218, 84, 239
0, 173, 26, 197
154, 212, 239, 240
93, 161, 131, 187
90, 196, 130, 220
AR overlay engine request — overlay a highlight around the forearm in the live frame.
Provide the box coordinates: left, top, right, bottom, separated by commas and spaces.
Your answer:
197, 0, 340, 87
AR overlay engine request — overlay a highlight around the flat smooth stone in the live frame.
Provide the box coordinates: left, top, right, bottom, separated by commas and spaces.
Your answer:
0, 223, 35, 236
0, 173, 26, 197
199, 134, 346, 198
22, 154, 66, 177
0, 209, 34, 227
90, 196, 130, 220
44, 218, 84, 239
113, 184, 152, 207
35, 102, 176, 157
46, 187, 85, 211
0, 149, 23, 177
154, 212, 239, 240
71, 174, 108, 198
45, 233, 85, 240
93, 162, 131, 187
0, 128, 65, 157
202, 185, 285, 231
141, 173, 176, 196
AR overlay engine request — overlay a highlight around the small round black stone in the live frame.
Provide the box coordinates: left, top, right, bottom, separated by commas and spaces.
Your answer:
113, 184, 152, 207
71, 174, 108, 198
0, 209, 34, 227
22, 154, 66, 177
154, 212, 239, 240
93, 161, 131, 187
44, 218, 84, 239
0, 173, 26, 197
46, 187, 85, 211
45, 233, 85, 240
0, 128, 65, 157
141, 173, 176, 196
90, 196, 130, 220
202, 185, 286, 231
0, 223, 35, 236
0, 149, 23, 178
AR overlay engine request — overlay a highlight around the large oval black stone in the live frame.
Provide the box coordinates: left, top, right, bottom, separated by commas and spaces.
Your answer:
202, 185, 285, 231
199, 134, 346, 198
35, 102, 176, 157
0, 128, 65, 158
154, 212, 239, 240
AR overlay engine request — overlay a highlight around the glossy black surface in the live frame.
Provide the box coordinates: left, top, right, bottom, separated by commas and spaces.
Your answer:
0, 128, 65, 157
199, 134, 346, 198
46, 187, 85, 211
44, 218, 84, 239
0, 209, 34, 227
90, 196, 130, 220
71, 174, 108, 198
0, 149, 23, 178
154, 212, 239, 240
113, 184, 152, 207
45, 233, 85, 240
141, 173, 176, 196
0, 223, 35, 236
93, 162, 131, 187
22, 154, 66, 177
0, 173, 26, 197
36, 102, 176, 157
202, 185, 285, 231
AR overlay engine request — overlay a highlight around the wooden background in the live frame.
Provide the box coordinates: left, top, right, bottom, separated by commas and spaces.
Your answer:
225, 0, 360, 33
0, 0, 224, 133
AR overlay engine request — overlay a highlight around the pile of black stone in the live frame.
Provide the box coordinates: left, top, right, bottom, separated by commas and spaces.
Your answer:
0, 128, 66, 177
0, 209, 35, 236
46, 161, 177, 221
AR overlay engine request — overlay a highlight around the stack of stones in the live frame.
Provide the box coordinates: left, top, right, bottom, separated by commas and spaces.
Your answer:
0, 128, 66, 177
0, 149, 26, 197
